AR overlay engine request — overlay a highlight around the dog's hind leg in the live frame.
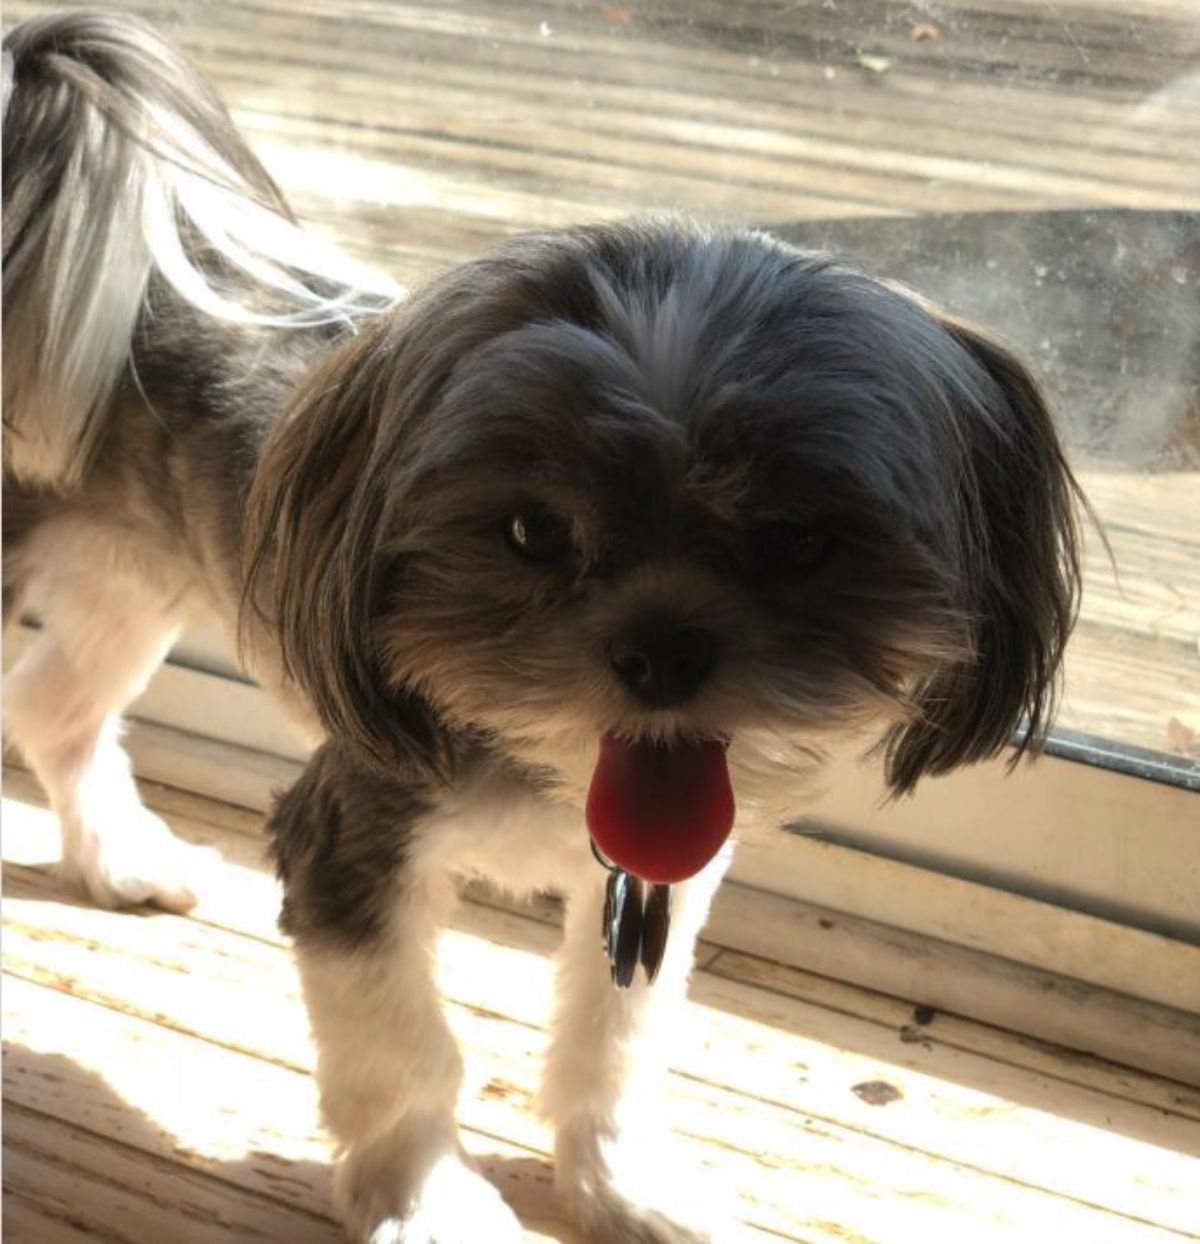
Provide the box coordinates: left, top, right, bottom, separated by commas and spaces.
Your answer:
5, 565, 216, 912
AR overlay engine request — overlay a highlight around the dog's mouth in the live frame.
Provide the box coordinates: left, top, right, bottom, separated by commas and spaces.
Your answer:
585, 733, 736, 884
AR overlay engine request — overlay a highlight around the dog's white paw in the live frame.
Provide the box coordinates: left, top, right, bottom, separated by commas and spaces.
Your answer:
338, 1148, 523, 1244
565, 1187, 712, 1244
556, 1130, 715, 1244
60, 807, 218, 914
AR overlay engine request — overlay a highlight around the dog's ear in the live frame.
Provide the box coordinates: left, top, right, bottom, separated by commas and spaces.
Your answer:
243, 320, 446, 777
883, 319, 1084, 795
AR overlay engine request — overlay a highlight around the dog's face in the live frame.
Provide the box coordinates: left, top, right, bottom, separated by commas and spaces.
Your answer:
247, 223, 1080, 809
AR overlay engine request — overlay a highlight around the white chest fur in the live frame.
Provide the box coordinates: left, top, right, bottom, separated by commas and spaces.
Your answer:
412, 770, 595, 899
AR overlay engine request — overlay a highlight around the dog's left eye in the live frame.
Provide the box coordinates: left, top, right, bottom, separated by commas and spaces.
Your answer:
789, 529, 831, 567
505, 506, 572, 564
755, 524, 832, 574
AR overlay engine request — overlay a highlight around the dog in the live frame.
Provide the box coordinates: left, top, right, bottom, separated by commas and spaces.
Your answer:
2, 11, 1083, 1242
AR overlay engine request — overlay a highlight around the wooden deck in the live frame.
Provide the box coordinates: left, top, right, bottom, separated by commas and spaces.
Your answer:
9, 0, 1197, 279
4, 765, 1200, 1242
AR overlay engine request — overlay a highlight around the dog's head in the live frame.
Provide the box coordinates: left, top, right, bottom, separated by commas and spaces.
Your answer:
246, 222, 1081, 848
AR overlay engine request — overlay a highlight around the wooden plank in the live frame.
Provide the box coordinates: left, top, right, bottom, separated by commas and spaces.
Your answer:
1060, 623, 1200, 755
204, 49, 1198, 189
9, 0, 1197, 188
104, 721, 301, 817
788, 744, 1200, 950
2, 1102, 341, 1244
788, 896, 1173, 1091
227, 105, 1188, 230
1067, 470, 1200, 752
450, 881, 1200, 1143
4, 830, 1200, 1231
1, 978, 582, 1243
702, 885, 1200, 1105
454, 881, 1200, 1124
160, 71, 1200, 220
237, 112, 889, 225
197, 0, 1200, 110
1, 771, 288, 944
6, 622, 311, 764
129, 23, 1195, 214
5, 890, 1199, 1243
1077, 474, 1200, 650
1082, 471, 1200, 546
222, 17, 1197, 157
728, 829, 1200, 1019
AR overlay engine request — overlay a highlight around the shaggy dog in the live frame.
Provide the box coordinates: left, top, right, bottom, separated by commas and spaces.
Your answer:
3, 12, 1080, 1241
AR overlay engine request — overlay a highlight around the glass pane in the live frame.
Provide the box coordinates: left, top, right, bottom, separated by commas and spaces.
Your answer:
14, 0, 1195, 775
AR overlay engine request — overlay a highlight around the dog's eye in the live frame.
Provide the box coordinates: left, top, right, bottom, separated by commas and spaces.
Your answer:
790, 529, 831, 567
505, 506, 572, 564
756, 524, 832, 573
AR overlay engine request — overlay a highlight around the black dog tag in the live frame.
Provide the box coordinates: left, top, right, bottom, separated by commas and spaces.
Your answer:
603, 869, 643, 988
639, 882, 672, 985
597, 844, 673, 989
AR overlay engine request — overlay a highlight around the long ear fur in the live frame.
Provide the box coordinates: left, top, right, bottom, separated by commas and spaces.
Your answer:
242, 319, 448, 777
883, 321, 1084, 794
242, 242, 587, 776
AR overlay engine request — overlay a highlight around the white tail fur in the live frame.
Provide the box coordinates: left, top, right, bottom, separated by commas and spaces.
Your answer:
2, 11, 400, 488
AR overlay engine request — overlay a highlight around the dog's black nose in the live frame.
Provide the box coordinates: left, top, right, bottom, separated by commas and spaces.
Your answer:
609, 624, 720, 707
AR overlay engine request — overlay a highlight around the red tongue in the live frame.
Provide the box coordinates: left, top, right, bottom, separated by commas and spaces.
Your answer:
586, 735, 735, 884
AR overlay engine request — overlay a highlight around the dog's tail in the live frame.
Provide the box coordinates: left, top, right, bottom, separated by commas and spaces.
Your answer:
2, 10, 399, 489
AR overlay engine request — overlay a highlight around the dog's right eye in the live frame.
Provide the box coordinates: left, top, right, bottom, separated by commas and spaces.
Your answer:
504, 506, 572, 564
751, 522, 834, 578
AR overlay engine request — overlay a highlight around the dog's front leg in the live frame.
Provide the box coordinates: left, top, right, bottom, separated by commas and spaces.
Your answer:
273, 746, 523, 1244
544, 854, 731, 1243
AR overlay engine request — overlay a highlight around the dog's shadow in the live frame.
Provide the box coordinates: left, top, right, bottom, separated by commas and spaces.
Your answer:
3, 1041, 575, 1241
